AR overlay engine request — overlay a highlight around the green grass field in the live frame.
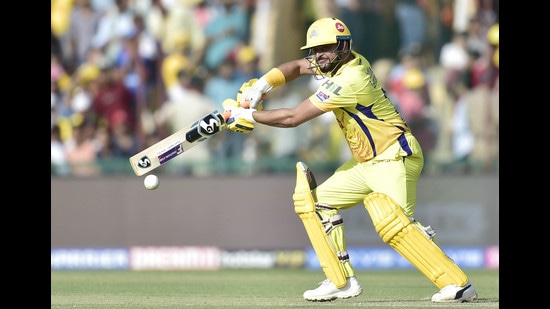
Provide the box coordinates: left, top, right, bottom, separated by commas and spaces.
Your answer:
51, 268, 499, 308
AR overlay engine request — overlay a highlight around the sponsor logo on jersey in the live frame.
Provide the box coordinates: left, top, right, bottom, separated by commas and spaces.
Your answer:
321, 80, 342, 95
316, 91, 330, 102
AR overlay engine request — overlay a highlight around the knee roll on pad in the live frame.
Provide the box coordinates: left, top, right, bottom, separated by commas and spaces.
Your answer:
293, 162, 346, 288
363, 192, 468, 289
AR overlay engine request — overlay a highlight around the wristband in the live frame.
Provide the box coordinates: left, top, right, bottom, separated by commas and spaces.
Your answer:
262, 68, 286, 88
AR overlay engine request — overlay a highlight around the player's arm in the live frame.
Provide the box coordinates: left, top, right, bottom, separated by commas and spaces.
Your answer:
247, 98, 325, 128
224, 98, 324, 130
240, 59, 314, 108
276, 58, 317, 82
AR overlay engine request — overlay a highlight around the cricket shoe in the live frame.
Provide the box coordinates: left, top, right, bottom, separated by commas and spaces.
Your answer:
431, 280, 478, 303
303, 277, 362, 301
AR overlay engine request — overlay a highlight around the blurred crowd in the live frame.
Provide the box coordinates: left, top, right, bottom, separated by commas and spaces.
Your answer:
51, 0, 499, 177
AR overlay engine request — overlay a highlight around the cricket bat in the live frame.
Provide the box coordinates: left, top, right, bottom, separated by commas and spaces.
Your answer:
129, 110, 226, 176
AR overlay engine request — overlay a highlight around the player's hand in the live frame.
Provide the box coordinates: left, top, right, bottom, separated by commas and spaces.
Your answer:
238, 77, 271, 110
236, 79, 263, 110
222, 99, 256, 134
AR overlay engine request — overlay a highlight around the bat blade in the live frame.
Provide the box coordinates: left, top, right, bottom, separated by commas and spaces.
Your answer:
129, 110, 226, 176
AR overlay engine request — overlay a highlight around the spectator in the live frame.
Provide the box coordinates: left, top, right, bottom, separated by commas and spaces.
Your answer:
398, 68, 430, 121
143, 0, 168, 45
458, 73, 499, 172
439, 31, 469, 93
371, 58, 395, 91
131, 14, 161, 106
202, 0, 248, 71
109, 109, 139, 158
68, 0, 102, 68
435, 0, 454, 60
91, 0, 136, 64
203, 57, 248, 173
71, 62, 101, 115
204, 58, 243, 114
192, 0, 218, 28
486, 22, 499, 89
161, 32, 198, 102
65, 115, 102, 177
465, 16, 489, 59
387, 49, 423, 107
51, 123, 71, 176
140, 0, 169, 109
234, 45, 262, 82
52, 0, 76, 71
449, 80, 473, 173
394, 0, 428, 55
113, 15, 159, 149
51, 54, 73, 120
162, 0, 206, 64
51, 27, 64, 64
91, 62, 136, 158
397, 68, 436, 158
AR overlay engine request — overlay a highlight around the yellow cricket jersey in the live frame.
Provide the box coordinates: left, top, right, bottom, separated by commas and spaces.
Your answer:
309, 51, 412, 162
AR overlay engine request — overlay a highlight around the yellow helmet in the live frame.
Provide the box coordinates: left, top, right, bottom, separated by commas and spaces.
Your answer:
301, 18, 352, 50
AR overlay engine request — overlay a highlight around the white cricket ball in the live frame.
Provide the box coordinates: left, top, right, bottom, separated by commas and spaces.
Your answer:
144, 174, 159, 190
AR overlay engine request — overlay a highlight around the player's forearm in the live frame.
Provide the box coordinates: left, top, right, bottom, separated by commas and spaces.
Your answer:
276, 59, 313, 83
251, 108, 301, 128
239, 59, 312, 110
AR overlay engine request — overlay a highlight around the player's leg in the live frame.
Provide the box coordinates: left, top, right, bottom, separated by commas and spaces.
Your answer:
406, 134, 477, 302
362, 134, 477, 302
363, 192, 477, 302
294, 161, 365, 301
293, 161, 346, 289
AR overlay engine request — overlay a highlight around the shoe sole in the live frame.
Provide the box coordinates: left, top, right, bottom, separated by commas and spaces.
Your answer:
304, 289, 363, 302
304, 296, 337, 302
432, 285, 478, 303
434, 293, 478, 303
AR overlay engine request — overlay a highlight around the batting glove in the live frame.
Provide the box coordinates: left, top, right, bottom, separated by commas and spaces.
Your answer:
222, 99, 256, 134
239, 77, 271, 110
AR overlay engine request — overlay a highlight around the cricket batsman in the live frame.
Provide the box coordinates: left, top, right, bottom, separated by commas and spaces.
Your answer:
222, 17, 478, 303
